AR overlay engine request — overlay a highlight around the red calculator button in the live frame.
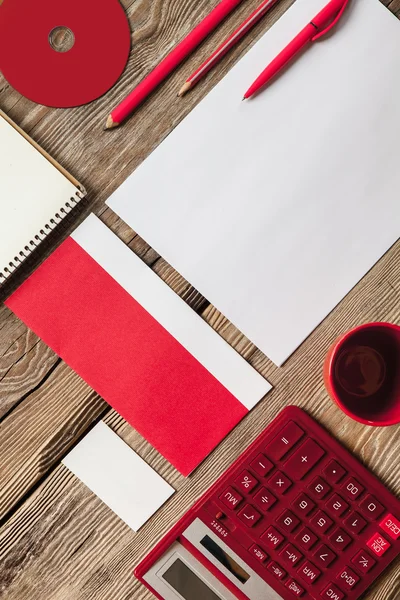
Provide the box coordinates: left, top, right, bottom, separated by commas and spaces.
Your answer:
266, 422, 304, 460
323, 460, 347, 484
341, 476, 364, 501
237, 504, 261, 527
297, 560, 321, 585
379, 513, 400, 540
296, 526, 319, 551
329, 528, 352, 551
366, 532, 391, 557
308, 477, 331, 500
267, 561, 287, 581
286, 579, 305, 597
219, 486, 243, 510
292, 493, 316, 516
310, 510, 334, 534
235, 470, 259, 494
235, 471, 258, 494
359, 494, 385, 520
320, 583, 345, 600
283, 438, 325, 480
342, 511, 367, 534
326, 494, 349, 517
351, 550, 376, 574
268, 470, 292, 494
313, 544, 337, 568
250, 544, 268, 563
253, 487, 277, 512
336, 566, 360, 591
276, 509, 301, 533
261, 526, 285, 550
250, 454, 274, 478
280, 543, 303, 567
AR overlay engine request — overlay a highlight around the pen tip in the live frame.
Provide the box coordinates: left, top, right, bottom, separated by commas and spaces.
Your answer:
242, 97, 246, 102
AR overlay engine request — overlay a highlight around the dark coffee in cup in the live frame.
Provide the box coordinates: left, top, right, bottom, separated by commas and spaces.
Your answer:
324, 323, 400, 426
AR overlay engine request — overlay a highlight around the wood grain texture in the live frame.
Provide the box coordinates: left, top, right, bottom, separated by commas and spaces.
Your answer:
0, 0, 400, 598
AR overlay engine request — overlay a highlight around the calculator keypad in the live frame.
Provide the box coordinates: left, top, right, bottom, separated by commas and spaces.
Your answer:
200, 411, 400, 600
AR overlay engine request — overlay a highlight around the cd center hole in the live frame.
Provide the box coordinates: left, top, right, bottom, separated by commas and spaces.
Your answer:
49, 27, 75, 53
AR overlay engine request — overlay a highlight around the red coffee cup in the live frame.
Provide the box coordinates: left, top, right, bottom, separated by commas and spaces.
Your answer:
324, 322, 400, 426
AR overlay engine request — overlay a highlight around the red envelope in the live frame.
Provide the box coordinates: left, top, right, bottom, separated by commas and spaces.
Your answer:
6, 215, 271, 475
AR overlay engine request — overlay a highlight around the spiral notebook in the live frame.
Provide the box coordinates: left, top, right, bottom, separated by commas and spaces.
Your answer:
0, 110, 85, 283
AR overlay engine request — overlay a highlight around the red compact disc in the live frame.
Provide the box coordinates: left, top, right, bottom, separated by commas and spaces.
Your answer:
0, 0, 131, 107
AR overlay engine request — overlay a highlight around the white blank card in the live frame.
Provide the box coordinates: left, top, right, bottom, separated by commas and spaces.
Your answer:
63, 422, 174, 531
107, 0, 400, 365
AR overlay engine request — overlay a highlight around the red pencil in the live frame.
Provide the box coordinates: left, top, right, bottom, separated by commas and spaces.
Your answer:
243, 0, 349, 99
105, 0, 244, 129
178, 0, 279, 97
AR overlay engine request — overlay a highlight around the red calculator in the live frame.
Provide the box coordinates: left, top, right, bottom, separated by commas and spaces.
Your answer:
135, 406, 400, 600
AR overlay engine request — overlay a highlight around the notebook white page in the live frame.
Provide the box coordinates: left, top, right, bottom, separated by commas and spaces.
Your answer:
0, 115, 81, 279
107, 0, 400, 366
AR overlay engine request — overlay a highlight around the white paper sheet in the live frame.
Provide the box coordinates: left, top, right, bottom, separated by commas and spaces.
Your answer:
107, 0, 400, 366
62, 421, 174, 531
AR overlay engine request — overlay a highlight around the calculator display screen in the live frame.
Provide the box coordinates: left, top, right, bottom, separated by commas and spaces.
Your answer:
162, 558, 222, 600
200, 535, 250, 583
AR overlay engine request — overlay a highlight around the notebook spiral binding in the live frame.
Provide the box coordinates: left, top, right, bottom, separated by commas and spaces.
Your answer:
0, 188, 85, 282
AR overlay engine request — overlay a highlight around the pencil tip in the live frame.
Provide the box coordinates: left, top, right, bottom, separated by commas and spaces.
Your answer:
104, 115, 119, 130
178, 82, 192, 97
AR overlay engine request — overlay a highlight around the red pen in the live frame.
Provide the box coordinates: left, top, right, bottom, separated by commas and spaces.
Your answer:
244, 0, 350, 99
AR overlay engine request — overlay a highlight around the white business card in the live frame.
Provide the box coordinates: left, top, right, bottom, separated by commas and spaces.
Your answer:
63, 421, 174, 531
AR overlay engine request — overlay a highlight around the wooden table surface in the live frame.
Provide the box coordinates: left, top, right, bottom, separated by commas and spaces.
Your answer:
1, 0, 400, 598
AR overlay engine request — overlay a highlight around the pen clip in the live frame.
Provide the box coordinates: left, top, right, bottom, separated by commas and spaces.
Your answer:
311, 0, 350, 41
